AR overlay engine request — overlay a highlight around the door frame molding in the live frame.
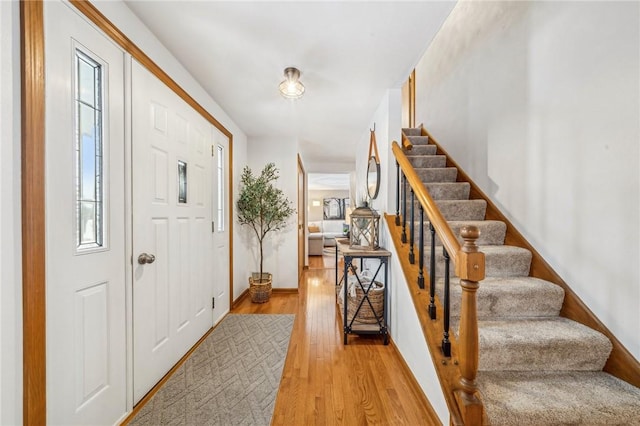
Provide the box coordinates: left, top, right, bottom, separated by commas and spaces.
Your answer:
21, 1, 235, 422
20, 1, 46, 423
297, 154, 306, 276
408, 68, 416, 128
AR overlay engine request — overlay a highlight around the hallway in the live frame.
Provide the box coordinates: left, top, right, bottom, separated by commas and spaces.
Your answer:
232, 252, 440, 425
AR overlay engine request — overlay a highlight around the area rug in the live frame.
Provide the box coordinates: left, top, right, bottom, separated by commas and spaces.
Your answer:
129, 314, 295, 426
322, 246, 337, 254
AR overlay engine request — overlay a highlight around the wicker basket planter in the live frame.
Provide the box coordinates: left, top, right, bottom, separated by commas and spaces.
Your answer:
249, 272, 272, 303
337, 278, 384, 324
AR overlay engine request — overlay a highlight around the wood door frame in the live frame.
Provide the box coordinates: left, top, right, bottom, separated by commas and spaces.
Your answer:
21, 1, 46, 423
408, 69, 416, 128
297, 154, 306, 276
20, 1, 235, 422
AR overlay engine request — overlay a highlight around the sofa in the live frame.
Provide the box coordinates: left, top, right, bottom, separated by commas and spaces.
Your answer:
308, 220, 347, 255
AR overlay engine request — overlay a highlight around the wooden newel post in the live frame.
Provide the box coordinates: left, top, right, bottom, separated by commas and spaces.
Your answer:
454, 226, 485, 425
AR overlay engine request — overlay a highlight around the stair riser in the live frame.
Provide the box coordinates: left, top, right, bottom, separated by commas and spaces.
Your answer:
406, 135, 429, 145
406, 145, 437, 155
437, 200, 486, 221
407, 155, 446, 169
426, 182, 470, 200
402, 128, 422, 136
426, 247, 531, 277
475, 320, 613, 372
478, 371, 640, 426
442, 279, 564, 318
415, 168, 458, 182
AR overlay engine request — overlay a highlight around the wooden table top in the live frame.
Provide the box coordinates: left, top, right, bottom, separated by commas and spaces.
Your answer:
336, 238, 391, 257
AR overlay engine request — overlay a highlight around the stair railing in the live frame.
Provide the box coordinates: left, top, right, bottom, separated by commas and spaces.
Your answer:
392, 140, 485, 425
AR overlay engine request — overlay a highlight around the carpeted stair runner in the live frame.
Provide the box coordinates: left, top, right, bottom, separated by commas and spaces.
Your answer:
401, 128, 640, 425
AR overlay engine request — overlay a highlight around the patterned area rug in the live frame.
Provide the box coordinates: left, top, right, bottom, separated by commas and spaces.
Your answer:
129, 314, 295, 426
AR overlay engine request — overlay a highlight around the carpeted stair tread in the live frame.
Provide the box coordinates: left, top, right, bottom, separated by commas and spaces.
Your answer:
474, 317, 613, 371
442, 277, 564, 319
402, 128, 422, 136
406, 144, 437, 155
478, 371, 640, 425
415, 220, 506, 246
426, 244, 532, 277
406, 155, 447, 169
406, 135, 430, 145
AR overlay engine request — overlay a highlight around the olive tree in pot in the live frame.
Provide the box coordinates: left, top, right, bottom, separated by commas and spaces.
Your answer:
237, 163, 295, 303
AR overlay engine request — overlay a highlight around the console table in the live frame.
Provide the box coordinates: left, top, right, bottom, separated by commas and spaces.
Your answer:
335, 238, 390, 345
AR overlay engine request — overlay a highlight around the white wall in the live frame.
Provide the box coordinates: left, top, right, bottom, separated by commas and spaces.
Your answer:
379, 223, 449, 424
355, 89, 402, 215
0, 1, 22, 424
90, 1, 250, 304
415, 1, 640, 358
242, 136, 299, 289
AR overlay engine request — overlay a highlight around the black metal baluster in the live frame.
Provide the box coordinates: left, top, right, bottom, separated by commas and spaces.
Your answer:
442, 247, 451, 357
401, 172, 407, 243
409, 188, 415, 264
395, 160, 400, 226
428, 222, 436, 319
417, 204, 424, 289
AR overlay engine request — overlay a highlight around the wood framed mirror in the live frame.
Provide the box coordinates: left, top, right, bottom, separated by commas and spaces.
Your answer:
366, 126, 381, 200
367, 156, 380, 200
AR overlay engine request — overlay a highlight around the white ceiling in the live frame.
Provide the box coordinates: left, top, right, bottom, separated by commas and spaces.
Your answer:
124, 1, 455, 171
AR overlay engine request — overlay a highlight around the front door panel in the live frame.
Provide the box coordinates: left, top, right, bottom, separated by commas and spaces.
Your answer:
131, 60, 214, 402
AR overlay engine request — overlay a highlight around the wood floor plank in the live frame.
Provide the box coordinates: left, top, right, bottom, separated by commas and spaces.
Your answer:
233, 258, 441, 425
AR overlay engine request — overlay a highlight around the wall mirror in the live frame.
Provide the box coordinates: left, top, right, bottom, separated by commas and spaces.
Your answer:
367, 156, 380, 200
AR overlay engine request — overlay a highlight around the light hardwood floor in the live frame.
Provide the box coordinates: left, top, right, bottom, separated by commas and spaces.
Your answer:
233, 253, 441, 425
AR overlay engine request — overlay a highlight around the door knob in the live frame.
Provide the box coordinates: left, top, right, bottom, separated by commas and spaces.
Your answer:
138, 253, 156, 265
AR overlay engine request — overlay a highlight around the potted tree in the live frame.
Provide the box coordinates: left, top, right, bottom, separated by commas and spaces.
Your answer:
237, 163, 295, 303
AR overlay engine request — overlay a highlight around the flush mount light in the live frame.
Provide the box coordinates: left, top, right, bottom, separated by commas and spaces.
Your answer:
279, 67, 305, 99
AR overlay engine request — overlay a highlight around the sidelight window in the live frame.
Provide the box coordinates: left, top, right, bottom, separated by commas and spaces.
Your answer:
75, 50, 104, 250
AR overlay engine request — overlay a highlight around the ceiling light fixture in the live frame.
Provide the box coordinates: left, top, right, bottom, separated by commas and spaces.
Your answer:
279, 67, 305, 99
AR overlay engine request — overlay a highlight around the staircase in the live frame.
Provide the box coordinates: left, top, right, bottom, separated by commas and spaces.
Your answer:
400, 128, 640, 425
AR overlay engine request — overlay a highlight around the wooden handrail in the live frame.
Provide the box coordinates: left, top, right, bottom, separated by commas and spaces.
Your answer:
393, 142, 460, 264
393, 141, 485, 283
401, 133, 413, 151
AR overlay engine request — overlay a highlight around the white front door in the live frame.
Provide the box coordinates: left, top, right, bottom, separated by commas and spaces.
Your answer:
212, 128, 231, 318
45, 2, 127, 424
131, 60, 215, 402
